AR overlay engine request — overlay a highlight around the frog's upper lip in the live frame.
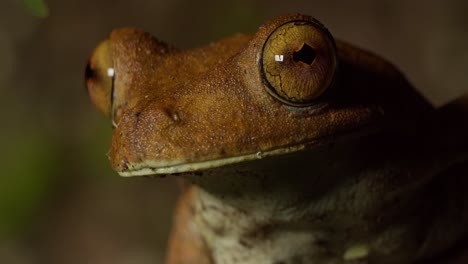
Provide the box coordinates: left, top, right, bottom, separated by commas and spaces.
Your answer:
116, 122, 379, 177
118, 144, 307, 177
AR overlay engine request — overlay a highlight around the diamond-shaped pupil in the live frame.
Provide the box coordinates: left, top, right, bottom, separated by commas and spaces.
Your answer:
293, 44, 316, 65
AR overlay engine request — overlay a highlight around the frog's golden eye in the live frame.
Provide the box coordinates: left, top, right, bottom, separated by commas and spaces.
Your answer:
85, 40, 114, 117
261, 20, 337, 106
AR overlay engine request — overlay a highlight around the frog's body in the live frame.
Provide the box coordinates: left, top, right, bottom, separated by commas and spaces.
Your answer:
85, 14, 468, 264
166, 131, 468, 264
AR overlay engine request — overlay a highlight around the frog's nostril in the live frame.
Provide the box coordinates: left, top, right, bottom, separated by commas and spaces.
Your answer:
293, 43, 316, 65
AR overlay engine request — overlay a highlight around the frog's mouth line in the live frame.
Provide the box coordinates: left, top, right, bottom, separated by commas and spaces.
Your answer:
118, 144, 308, 177
117, 121, 381, 177
117, 104, 383, 177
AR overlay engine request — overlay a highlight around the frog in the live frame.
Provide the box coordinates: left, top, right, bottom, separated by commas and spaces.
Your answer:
85, 14, 468, 264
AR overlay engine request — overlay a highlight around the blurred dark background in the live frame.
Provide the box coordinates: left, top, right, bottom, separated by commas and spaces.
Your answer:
0, 0, 467, 263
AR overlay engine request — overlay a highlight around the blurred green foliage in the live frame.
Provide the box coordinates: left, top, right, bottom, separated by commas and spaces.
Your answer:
0, 132, 59, 237
21, 0, 49, 17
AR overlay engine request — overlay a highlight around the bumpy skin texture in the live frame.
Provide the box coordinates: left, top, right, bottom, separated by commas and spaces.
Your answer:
105, 14, 432, 174
86, 14, 468, 264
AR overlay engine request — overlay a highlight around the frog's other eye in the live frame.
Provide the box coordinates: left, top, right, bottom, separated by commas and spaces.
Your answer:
85, 40, 114, 117
261, 20, 337, 106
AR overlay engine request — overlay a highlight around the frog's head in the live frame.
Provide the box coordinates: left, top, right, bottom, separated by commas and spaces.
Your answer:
86, 14, 431, 177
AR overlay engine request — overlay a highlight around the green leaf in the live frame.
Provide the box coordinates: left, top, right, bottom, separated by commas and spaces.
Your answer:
21, 0, 49, 18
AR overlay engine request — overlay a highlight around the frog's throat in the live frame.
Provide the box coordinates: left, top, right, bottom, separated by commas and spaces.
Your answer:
117, 144, 307, 177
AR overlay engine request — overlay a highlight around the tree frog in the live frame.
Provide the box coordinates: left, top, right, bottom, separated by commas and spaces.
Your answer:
85, 14, 468, 264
